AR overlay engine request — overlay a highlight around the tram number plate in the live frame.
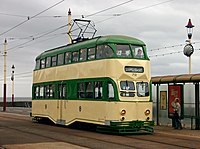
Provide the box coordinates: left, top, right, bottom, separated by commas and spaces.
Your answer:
124, 66, 144, 73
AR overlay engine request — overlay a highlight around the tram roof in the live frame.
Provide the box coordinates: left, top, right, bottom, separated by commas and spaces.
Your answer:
36, 35, 145, 60
151, 73, 200, 84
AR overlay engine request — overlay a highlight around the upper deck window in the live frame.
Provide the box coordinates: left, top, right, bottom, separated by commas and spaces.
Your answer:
131, 45, 144, 59
46, 57, 51, 68
35, 60, 40, 70
58, 53, 64, 65
52, 56, 57, 66
116, 44, 132, 58
96, 45, 114, 59
72, 51, 79, 62
65, 52, 71, 64
88, 48, 95, 60
79, 49, 87, 61
41, 59, 45, 69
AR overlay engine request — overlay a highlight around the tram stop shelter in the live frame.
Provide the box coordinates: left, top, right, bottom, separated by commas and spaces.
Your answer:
152, 73, 200, 129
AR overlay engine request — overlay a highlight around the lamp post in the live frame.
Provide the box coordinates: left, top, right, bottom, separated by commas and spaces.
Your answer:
3, 39, 7, 112
11, 65, 15, 107
183, 19, 194, 74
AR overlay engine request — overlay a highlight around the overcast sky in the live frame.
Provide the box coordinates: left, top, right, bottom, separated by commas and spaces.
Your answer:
0, 0, 200, 97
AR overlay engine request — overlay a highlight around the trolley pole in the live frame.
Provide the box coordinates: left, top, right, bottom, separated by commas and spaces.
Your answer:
3, 39, 7, 112
11, 65, 15, 107
68, 8, 72, 44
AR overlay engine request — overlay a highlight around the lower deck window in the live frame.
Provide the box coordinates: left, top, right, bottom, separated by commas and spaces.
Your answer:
120, 81, 135, 97
108, 83, 114, 99
136, 82, 149, 97
120, 92, 135, 97
95, 81, 103, 99
59, 84, 66, 99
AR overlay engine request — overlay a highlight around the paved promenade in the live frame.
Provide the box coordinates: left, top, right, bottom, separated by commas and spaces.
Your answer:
1, 107, 200, 139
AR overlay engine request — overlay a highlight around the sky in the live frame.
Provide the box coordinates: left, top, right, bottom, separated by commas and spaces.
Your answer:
0, 0, 200, 97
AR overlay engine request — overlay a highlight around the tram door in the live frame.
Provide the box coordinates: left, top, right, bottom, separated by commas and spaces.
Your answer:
57, 83, 66, 124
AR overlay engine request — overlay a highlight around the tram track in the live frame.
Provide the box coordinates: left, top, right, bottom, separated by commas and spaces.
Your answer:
126, 135, 197, 149
0, 114, 139, 149
1, 113, 200, 149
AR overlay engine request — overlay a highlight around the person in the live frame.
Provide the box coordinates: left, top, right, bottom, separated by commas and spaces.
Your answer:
135, 49, 143, 58
171, 98, 182, 129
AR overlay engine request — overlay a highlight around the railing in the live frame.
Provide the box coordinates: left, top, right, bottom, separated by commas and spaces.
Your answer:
184, 115, 200, 130
0, 101, 32, 108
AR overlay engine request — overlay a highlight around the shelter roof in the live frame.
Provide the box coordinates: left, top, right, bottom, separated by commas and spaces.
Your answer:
151, 73, 200, 84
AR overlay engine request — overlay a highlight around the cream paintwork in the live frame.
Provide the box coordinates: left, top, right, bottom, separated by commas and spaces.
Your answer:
33, 59, 150, 83
32, 59, 152, 125
32, 100, 152, 125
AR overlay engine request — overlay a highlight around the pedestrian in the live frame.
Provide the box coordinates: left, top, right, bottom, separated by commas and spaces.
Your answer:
135, 49, 143, 58
171, 98, 182, 129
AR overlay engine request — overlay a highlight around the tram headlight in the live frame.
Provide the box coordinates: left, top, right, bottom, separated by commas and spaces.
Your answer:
120, 109, 126, 115
144, 109, 150, 116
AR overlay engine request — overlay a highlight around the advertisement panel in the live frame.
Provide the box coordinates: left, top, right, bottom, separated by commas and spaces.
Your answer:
160, 91, 167, 110
168, 85, 183, 119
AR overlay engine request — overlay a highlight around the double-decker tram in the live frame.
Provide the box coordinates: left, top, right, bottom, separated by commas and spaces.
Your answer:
32, 35, 154, 134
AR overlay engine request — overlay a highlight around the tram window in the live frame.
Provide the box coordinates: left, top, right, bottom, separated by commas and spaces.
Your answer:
72, 51, 79, 62
58, 53, 64, 65
131, 45, 144, 59
136, 82, 149, 97
120, 92, 135, 97
88, 48, 95, 60
96, 45, 104, 59
120, 81, 134, 90
78, 83, 85, 98
40, 59, 45, 69
35, 86, 39, 98
35, 60, 40, 70
79, 49, 87, 61
65, 52, 71, 64
86, 82, 94, 98
116, 44, 131, 58
108, 82, 114, 99
96, 45, 114, 59
45, 85, 50, 98
46, 57, 51, 68
95, 81, 103, 99
40, 86, 44, 98
49, 85, 55, 98
105, 45, 114, 58
52, 56, 57, 66
59, 84, 66, 99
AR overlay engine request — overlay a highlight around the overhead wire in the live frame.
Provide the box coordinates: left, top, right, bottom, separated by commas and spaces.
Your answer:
83, 0, 134, 18
95, 0, 175, 24
7, 24, 68, 51
149, 48, 200, 58
3, 0, 134, 52
0, 0, 65, 37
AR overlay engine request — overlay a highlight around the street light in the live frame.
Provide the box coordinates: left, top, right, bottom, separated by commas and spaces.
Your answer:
11, 65, 15, 107
185, 19, 194, 40
184, 19, 194, 74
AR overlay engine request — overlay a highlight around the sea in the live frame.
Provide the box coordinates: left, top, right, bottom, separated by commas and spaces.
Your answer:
0, 97, 32, 102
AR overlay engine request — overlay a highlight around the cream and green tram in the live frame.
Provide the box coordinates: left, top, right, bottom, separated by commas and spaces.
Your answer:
32, 35, 154, 134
